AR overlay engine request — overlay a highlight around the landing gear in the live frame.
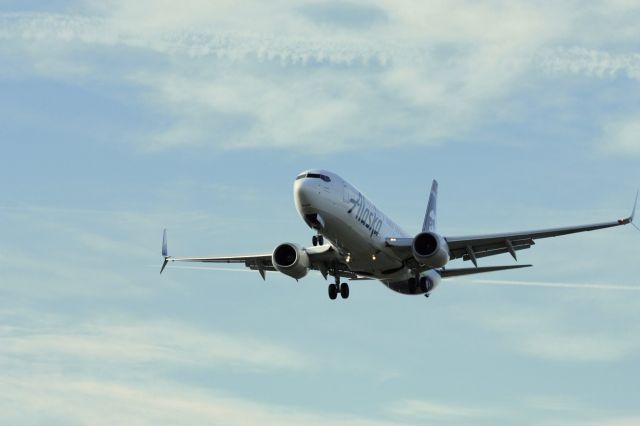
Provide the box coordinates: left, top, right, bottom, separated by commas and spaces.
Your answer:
328, 282, 349, 300
328, 283, 338, 299
328, 266, 349, 300
340, 283, 350, 299
312, 235, 324, 246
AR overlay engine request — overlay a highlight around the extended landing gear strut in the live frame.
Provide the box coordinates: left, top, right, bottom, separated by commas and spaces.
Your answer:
328, 270, 349, 300
312, 234, 324, 246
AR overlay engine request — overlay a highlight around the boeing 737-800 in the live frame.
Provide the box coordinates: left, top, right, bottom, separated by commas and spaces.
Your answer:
161, 170, 637, 300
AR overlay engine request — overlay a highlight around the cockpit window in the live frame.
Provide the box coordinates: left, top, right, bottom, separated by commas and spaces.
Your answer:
296, 173, 331, 182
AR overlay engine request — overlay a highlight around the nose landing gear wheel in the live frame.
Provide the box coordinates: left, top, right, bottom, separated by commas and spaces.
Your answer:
317, 235, 324, 245
328, 283, 338, 300
312, 235, 318, 246
340, 283, 349, 299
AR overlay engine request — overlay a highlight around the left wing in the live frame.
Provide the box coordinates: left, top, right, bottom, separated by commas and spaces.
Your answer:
387, 192, 637, 267
446, 198, 636, 266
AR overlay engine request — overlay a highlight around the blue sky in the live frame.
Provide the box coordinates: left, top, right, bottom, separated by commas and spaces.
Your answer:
1, 1, 640, 424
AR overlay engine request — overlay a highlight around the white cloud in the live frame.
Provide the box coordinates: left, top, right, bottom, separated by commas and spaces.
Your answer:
0, 309, 403, 426
2, 2, 639, 153
0, 375, 405, 426
544, 416, 640, 426
388, 399, 505, 421
537, 47, 640, 80
525, 395, 585, 413
464, 303, 640, 362
0, 314, 309, 372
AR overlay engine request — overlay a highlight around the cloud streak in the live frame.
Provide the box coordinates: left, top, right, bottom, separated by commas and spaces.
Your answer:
3, 7, 640, 153
4, 12, 640, 73
0, 375, 405, 426
388, 399, 506, 422
460, 303, 640, 362
0, 12, 396, 66
1, 314, 309, 372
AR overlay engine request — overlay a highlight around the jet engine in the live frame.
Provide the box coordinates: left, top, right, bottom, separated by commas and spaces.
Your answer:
419, 271, 440, 293
412, 231, 449, 268
272, 243, 310, 280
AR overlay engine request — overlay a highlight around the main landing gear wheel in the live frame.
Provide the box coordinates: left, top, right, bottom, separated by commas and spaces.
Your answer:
328, 283, 338, 300
340, 283, 350, 299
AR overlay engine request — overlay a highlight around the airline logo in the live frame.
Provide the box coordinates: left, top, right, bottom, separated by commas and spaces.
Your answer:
348, 192, 383, 238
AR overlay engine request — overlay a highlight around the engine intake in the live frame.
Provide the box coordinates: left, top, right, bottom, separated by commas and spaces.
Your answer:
272, 243, 310, 280
412, 231, 449, 268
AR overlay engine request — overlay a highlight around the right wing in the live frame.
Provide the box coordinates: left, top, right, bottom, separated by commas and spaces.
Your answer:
163, 253, 275, 278
160, 230, 358, 279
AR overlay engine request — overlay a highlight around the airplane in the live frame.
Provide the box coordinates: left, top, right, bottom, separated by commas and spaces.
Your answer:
160, 170, 637, 300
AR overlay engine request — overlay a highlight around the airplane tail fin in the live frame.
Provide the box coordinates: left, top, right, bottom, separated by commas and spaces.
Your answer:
422, 180, 438, 232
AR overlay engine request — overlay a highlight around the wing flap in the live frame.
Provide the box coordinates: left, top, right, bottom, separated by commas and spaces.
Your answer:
461, 243, 533, 262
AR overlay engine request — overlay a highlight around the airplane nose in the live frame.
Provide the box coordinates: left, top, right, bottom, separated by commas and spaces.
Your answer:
294, 177, 322, 212
294, 178, 312, 206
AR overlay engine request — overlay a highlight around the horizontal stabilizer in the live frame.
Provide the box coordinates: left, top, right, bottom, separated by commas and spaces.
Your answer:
438, 264, 532, 278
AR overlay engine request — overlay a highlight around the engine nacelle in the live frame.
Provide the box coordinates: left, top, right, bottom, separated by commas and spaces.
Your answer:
272, 243, 310, 280
412, 231, 449, 268
419, 270, 441, 293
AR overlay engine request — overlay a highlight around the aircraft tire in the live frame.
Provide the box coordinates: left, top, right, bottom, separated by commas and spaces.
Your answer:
318, 235, 324, 245
340, 283, 349, 299
312, 235, 318, 246
328, 284, 338, 300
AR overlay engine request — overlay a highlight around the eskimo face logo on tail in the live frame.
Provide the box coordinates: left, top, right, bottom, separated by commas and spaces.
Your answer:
348, 192, 383, 238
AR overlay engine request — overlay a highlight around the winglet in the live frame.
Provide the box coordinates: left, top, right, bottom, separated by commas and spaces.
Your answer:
422, 180, 438, 232
621, 191, 638, 225
162, 229, 168, 257
160, 229, 169, 274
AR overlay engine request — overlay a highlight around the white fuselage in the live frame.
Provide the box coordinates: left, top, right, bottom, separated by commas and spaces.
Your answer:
294, 169, 441, 294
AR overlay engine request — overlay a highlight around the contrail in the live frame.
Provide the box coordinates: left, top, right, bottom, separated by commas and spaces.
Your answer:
456, 279, 640, 291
